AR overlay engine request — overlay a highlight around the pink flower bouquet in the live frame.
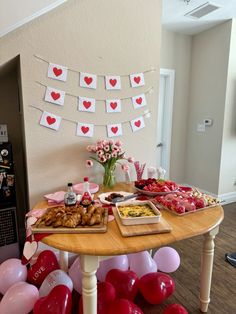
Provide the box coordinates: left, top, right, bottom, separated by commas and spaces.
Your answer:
86, 139, 133, 188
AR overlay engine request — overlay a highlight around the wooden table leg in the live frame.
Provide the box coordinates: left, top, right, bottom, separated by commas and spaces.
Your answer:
59, 250, 69, 271
80, 255, 99, 314
199, 226, 219, 312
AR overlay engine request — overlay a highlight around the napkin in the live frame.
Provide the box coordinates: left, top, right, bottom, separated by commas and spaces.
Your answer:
44, 191, 65, 204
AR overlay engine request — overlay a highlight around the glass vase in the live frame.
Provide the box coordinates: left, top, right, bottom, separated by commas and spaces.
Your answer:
103, 165, 116, 188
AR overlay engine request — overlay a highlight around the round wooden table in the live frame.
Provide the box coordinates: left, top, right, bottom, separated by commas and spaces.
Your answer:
34, 183, 224, 314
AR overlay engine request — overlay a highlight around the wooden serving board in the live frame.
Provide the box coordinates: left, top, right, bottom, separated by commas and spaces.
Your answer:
31, 208, 108, 234
113, 208, 172, 237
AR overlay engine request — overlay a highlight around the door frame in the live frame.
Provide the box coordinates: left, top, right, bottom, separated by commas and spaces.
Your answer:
157, 68, 175, 178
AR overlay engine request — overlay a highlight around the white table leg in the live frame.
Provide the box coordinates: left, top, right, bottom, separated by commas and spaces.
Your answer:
80, 255, 99, 314
199, 226, 219, 312
59, 250, 69, 271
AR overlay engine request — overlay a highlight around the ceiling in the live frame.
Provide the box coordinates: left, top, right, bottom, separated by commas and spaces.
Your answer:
162, 0, 236, 35
0, 0, 236, 38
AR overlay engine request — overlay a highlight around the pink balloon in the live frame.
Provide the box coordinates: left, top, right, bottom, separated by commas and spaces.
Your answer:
97, 255, 129, 282
129, 251, 157, 278
0, 258, 27, 294
39, 269, 73, 297
154, 247, 180, 273
0, 282, 39, 314
68, 256, 83, 294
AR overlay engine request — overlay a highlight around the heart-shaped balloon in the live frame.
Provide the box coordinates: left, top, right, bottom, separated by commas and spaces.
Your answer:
0, 282, 39, 314
129, 251, 157, 278
34, 284, 72, 314
78, 281, 116, 314
97, 255, 129, 282
107, 299, 144, 314
27, 250, 60, 286
139, 272, 175, 304
105, 269, 139, 301
163, 303, 189, 314
39, 269, 73, 297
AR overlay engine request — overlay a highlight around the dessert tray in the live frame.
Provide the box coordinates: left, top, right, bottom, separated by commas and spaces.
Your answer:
31, 204, 108, 234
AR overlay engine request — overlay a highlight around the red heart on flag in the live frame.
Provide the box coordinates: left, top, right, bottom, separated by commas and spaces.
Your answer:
81, 126, 89, 134
84, 77, 93, 85
134, 76, 141, 84
51, 92, 60, 101
109, 79, 117, 87
136, 97, 143, 105
135, 120, 141, 128
111, 127, 118, 134
83, 101, 91, 109
53, 67, 62, 77
46, 116, 56, 125
110, 102, 117, 110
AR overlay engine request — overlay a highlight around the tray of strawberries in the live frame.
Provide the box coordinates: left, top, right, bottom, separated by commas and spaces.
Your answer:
153, 188, 220, 215
134, 178, 179, 196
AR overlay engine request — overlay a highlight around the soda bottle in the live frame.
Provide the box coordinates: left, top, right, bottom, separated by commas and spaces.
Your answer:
80, 177, 92, 206
64, 183, 77, 206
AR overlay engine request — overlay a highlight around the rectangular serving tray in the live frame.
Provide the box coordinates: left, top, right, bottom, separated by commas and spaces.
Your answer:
31, 207, 108, 234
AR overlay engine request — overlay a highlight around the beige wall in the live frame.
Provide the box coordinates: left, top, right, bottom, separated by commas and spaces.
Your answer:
185, 21, 231, 194
219, 19, 236, 195
0, 0, 162, 206
160, 28, 192, 183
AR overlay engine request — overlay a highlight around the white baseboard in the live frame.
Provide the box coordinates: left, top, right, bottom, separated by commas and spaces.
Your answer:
217, 192, 236, 205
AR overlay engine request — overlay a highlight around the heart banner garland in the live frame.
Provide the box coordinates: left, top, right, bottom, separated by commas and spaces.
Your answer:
35, 108, 151, 137
45, 86, 65, 106
38, 82, 152, 113
34, 55, 155, 89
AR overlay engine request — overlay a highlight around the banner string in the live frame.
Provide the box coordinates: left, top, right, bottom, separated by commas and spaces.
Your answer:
29, 105, 151, 126
33, 54, 156, 77
36, 81, 153, 101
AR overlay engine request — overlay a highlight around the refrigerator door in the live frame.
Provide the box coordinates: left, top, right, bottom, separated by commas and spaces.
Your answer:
0, 143, 16, 208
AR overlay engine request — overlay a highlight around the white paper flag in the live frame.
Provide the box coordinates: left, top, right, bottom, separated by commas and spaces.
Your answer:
76, 123, 94, 137
47, 63, 68, 82
45, 87, 65, 106
78, 97, 96, 113
40, 111, 62, 131
80, 72, 97, 89
132, 93, 147, 109
130, 73, 145, 88
130, 116, 145, 132
107, 123, 122, 137
105, 76, 121, 90
106, 99, 121, 113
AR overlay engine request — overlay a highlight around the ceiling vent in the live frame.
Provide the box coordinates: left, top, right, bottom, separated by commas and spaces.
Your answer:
185, 2, 220, 19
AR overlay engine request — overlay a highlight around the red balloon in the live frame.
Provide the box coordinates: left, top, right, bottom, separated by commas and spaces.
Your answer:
163, 304, 188, 314
33, 285, 72, 314
107, 299, 144, 314
139, 272, 175, 304
105, 269, 139, 301
27, 250, 60, 286
79, 281, 116, 314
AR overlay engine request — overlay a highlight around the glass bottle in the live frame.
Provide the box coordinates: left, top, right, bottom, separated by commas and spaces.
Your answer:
64, 183, 77, 206
80, 177, 92, 206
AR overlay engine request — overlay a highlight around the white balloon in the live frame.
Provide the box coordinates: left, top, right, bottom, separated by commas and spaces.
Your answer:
129, 251, 157, 278
0, 282, 39, 314
39, 269, 73, 297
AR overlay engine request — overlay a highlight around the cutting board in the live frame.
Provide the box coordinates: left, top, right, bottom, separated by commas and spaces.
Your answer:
113, 209, 172, 237
31, 208, 108, 234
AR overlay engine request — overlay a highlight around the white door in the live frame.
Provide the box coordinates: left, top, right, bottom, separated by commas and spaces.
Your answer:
156, 69, 175, 178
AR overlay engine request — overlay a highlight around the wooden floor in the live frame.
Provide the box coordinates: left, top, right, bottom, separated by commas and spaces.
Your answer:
134, 203, 236, 314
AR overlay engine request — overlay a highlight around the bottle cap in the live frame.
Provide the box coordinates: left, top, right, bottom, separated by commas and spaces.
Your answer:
84, 177, 89, 182
68, 183, 73, 186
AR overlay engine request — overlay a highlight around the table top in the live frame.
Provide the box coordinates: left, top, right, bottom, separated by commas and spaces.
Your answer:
34, 182, 224, 256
